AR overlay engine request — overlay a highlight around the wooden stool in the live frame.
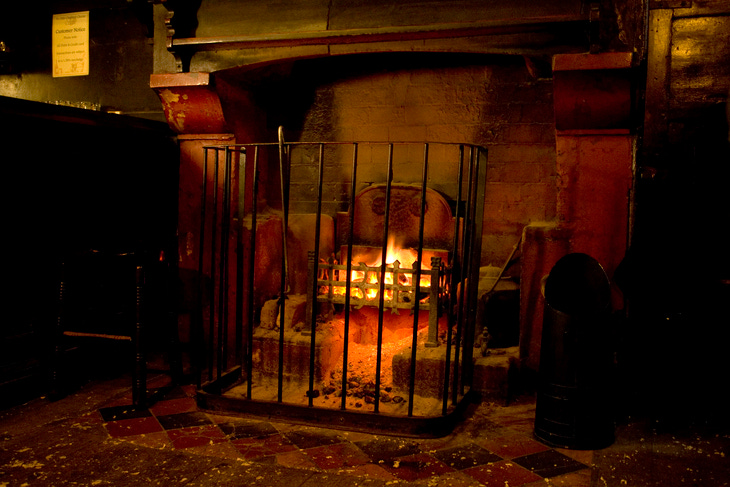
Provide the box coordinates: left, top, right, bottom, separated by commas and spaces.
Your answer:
50, 249, 177, 407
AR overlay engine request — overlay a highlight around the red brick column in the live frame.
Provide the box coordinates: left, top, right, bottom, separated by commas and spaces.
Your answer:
151, 73, 237, 357
519, 53, 635, 376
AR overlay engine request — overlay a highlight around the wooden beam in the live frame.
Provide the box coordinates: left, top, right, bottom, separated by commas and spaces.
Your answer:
643, 8, 673, 158
172, 17, 587, 52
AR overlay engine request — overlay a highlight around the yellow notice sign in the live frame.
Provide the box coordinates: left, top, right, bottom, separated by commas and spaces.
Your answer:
52, 11, 89, 77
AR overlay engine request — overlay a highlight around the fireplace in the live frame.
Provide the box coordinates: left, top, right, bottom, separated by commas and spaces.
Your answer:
150, 1, 636, 437
192, 140, 487, 436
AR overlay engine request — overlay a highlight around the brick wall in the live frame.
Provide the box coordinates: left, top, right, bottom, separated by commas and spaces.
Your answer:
280, 54, 556, 266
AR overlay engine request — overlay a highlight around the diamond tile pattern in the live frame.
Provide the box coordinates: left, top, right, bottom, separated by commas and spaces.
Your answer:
9, 375, 729, 487
95, 385, 592, 486
218, 419, 279, 439
511, 448, 589, 478
432, 442, 503, 470
167, 424, 227, 449
231, 434, 297, 459
283, 428, 345, 449
305, 442, 371, 469
464, 459, 543, 486
99, 404, 152, 422
354, 436, 422, 462
156, 411, 213, 430
382, 452, 455, 481
105, 416, 163, 438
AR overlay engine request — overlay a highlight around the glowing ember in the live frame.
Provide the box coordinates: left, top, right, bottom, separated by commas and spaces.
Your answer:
328, 237, 432, 302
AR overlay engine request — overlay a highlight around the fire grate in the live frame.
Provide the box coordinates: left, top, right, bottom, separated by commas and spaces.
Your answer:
310, 255, 447, 344
313, 255, 445, 307
193, 138, 488, 437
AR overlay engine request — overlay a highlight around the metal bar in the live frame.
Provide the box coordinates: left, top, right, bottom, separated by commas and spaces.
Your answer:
427, 257, 441, 350
317, 267, 436, 309
459, 147, 480, 395
443, 145, 465, 412
133, 262, 146, 408
219, 146, 233, 377
462, 147, 489, 388
277, 131, 290, 403
235, 147, 246, 370
50, 261, 66, 398
278, 127, 290, 289
305, 249, 315, 333
246, 146, 260, 400
195, 148, 209, 388
454, 146, 474, 399
407, 143, 430, 417
208, 149, 220, 382
195, 140, 487, 434
374, 143, 394, 414
307, 144, 326, 407
198, 388, 477, 439
340, 143, 358, 411
425, 277, 440, 348
303, 143, 326, 336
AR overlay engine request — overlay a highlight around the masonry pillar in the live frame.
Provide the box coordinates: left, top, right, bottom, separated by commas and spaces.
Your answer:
520, 53, 635, 376
151, 72, 236, 365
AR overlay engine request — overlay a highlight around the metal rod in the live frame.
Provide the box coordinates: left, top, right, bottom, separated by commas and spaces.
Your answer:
208, 149, 220, 382
195, 141, 487, 430
408, 143, 429, 417
51, 261, 66, 398
459, 146, 479, 395
443, 144, 465, 413
462, 147, 488, 389
278, 126, 291, 291
196, 148, 209, 389
307, 144, 326, 407
374, 143, 394, 414
235, 147, 246, 370
246, 146, 260, 400
133, 263, 146, 408
277, 129, 290, 403
340, 143, 358, 411
428, 257, 442, 352
219, 146, 233, 377
453, 146, 474, 400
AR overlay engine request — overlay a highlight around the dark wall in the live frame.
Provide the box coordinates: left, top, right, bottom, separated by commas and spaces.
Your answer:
1, 1, 162, 121
1, 96, 178, 407
617, 3, 730, 428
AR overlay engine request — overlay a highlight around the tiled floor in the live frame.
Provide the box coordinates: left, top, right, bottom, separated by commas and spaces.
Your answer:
1, 374, 728, 486
91, 379, 593, 486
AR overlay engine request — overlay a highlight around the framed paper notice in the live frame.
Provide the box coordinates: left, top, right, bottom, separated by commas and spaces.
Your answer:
52, 11, 89, 77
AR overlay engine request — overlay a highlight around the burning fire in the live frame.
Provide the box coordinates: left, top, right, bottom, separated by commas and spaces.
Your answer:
330, 237, 432, 302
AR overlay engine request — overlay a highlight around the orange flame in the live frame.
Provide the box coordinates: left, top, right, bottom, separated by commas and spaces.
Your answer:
329, 236, 432, 302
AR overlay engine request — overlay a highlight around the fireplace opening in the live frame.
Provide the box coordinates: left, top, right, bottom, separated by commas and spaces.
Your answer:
194, 140, 487, 436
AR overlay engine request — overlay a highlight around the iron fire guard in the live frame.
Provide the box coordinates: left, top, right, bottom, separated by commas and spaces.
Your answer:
194, 140, 488, 437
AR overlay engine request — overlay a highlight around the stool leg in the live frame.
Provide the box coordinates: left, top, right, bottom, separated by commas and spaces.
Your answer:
49, 262, 66, 399
163, 260, 183, 384
132, 264, 147, 408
